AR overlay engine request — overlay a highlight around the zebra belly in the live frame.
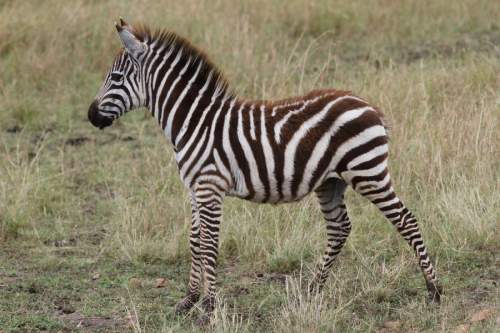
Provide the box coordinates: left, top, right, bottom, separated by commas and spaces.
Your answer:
226, 161, 335, 204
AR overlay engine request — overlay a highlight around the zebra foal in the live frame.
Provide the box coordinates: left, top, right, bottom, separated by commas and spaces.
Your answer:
88, 19, 442, 318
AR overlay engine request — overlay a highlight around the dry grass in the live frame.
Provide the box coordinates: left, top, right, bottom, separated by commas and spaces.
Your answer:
0, 0, 499, 332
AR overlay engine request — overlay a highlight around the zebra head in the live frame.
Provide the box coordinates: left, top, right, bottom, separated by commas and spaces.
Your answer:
88, 19, 147, 129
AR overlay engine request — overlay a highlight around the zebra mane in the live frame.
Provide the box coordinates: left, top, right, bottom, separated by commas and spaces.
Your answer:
130, 23, 234, 99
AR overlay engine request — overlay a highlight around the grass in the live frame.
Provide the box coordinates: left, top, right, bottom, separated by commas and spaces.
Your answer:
0, 0, 499, 332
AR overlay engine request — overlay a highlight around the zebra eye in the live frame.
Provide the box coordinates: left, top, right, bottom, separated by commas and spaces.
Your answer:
110, 72, 124, 83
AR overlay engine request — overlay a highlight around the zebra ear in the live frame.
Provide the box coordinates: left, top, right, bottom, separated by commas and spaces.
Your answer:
118, 17, 130, 29
115, 19, 146, 59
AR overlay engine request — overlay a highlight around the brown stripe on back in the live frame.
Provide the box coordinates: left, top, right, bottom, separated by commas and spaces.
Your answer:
266, 89, 349, 112
290, 95, 370, 196
272, 90, 356, 147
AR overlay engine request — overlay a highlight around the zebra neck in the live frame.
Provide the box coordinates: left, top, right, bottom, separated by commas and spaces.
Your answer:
145, 48, 232, 149
171, 93, 234, 156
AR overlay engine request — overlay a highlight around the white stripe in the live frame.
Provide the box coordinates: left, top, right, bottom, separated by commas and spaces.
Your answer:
151, 46, 173, 89
151, 47, 175, 117
356, 174, 392, 193
223, 100, 248, 196
214, 148, 232, 186
174, 72, 213, 147
238, 104, 264, 200
343, 159, 388, 184
249, 105, 256, 140
272, 100, 304, 117
260, 105, 278, 201
179, 127, 208, 180
183, 96, 227, 185
176, 84, 225, 163
160, 53, 189, 127
347, 144, 388, 169
201, 163, 217, 173
196, 174, 229, 190
158, 49, 183, 125
146, 45, 168, 109
375, 196, 400, 209
165, 60, 203, 141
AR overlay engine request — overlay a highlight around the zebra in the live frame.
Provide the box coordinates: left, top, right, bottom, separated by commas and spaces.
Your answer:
88, 19, 442, 317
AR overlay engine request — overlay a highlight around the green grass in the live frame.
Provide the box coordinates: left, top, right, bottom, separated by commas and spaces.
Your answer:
0, 0, 499, 332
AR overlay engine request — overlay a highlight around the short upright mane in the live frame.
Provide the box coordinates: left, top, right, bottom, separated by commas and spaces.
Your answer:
131, 24, 234, 98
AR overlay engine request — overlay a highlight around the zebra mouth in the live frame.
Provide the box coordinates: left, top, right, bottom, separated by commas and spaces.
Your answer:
88, 101, 114, 129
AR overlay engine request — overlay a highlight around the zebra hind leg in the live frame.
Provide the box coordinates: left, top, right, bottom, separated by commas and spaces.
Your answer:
309, 178, 351, 292
351, 169, 442, 303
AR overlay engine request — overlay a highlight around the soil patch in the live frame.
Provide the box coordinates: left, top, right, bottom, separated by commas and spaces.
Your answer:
57, 311, 126, 330
65, 136, 90, 146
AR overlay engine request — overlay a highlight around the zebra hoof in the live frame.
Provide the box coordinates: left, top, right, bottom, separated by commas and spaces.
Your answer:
201, 295, 215, 313
308, 282, 321, 295
426, 282, 443, 304
174, 293, 199, 315
193, 296, 216, 326
308, 277, 324, 295
195, 313, 213, 327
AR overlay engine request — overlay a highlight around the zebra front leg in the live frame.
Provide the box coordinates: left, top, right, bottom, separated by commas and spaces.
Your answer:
310, 179, 350, 292
197, 187, 224, 316
175, 195, 202, 315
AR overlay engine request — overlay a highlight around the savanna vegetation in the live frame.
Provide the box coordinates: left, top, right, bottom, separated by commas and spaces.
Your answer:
0, 0, 498, 332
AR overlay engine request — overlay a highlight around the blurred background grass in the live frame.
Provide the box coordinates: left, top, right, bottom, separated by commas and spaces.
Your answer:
0, 0, 498, 332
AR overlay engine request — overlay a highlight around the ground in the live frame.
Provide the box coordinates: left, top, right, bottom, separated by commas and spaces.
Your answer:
0, 0, 499, 332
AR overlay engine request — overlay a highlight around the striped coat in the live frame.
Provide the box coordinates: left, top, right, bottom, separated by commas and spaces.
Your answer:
88, 19, 441, 318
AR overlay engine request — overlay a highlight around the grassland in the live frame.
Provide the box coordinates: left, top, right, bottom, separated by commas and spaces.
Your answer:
0, 0, 499, 332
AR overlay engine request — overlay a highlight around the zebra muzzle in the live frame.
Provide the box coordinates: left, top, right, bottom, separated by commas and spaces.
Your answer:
88, 100, 113, 129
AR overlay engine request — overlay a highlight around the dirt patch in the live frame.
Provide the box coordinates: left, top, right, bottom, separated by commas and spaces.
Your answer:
467, 285, 495, 305
6, 125, 22, 133
58, 311, 126, 330
30, 128, 54, 145
121, 135, 136, 142
0, 275, 19, 289
43, 238, 77, 247
65, 136, 90, 146
54, 298, 76, 315
255, 272, 289, 285
230, 285, 250, 297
